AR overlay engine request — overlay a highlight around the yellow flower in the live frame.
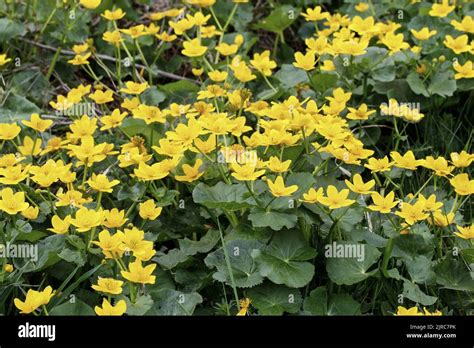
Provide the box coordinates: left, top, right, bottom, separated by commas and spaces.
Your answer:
395, 201, 429, 225
101, 8, 125, 21
175, 159, 205, 182
349, 16, 377, 36
185, 0, 216, 7
216, 42, 238, 56
422, 156, 453, 177
267, 176, 298, 197
451, 16, 474, 34
395, 306, 422, 316
347, 103, 375, 120
365, 156, 392, 173
237, 298, 251, 316
453, 61, 474, 79
0, 53, 12, 66
21, 206, 39, 220
355, 3, 369, 12
56, 189, 92, 208
121, 260, 156, 284
100, 109, 128, 130
231, 163, 265, 181
87, 173, 120, 193
134, 161, 170, 181
418, 194, 443, 212
192, 68, 204, 76
132, 104, 166, 124
444, 35, 470, 54
95, 299, 127, 316
93, 230, 125, 259
293, 51, 316, 71
103, 209, 127, 228
250, 50, 277, 76
70, 207, 104, 232
48, 215, 71, 234
22, 113, 53, 132
120, 81, 149, 95
423, 308, 442, 316
80, 0, 101, 9
14, 286, 55, 314
368, 191, 398, 214
266, 156, 291, 173
301, 187, 324, 203
139, 199, 163, 220
0, 123, 21, 140
89, 89, 114, 104
18, 136, 42, 157
449, 173, 474, 196
0, 188, 29, 215
301, 6, 328, 21
450, 150, 474, 167
182, 39, 207, 57
0, 165, 29, 185
428, 0, 454, 17
92, 277, 123, 295
208, 70, 228, 82
454, 225, 474, 239
120, 24, 146, 39
344, 174, 375, 194
155, 32, 177, 42
380, 32, 409, 53
4, 263, 13, 273
320, 60, 335, 71
68, 53, 92, 66
103, 30, 123, 46
319, 185, 355, 210
410, 27, 437, 41
428, 211, 454, 227
390, 151, 423, 170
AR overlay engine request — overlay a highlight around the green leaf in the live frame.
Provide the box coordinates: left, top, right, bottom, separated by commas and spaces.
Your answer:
405, 255, 435, 284
392, 234, 433, 261
252, 229, 316, 288
58, 247, 85, 267
428, 71, 457, 97
0, 18, 26, 42
158, 80, 200, 104
309, 73, 338, 93
193, 182, 256, 211
303, 287, 327, 315
205, 239, 264, 288
149, 289, 202, 315
124, 295, 154, 315
140, 86, 166, 105
116, 182, 146, 201
247, 283, 302, 315
248, 209, 298, 231
49, 299, 95, 316
327, 293, 361, 315
274, 64, 309, 89
406, 72, 429, 97
178, 229, 220, 256
120, 118, 163, 146
154, 249, 189, 270
252, 5, 300, 33
402, 281, 438, 306
434, 256, 474, 291
326, 242, 381, 285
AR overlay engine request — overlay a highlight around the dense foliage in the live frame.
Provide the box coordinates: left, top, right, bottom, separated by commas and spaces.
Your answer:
0, 0, 473, 316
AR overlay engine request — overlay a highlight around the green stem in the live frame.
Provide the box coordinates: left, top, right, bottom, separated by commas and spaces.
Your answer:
216, 217, 240, 313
